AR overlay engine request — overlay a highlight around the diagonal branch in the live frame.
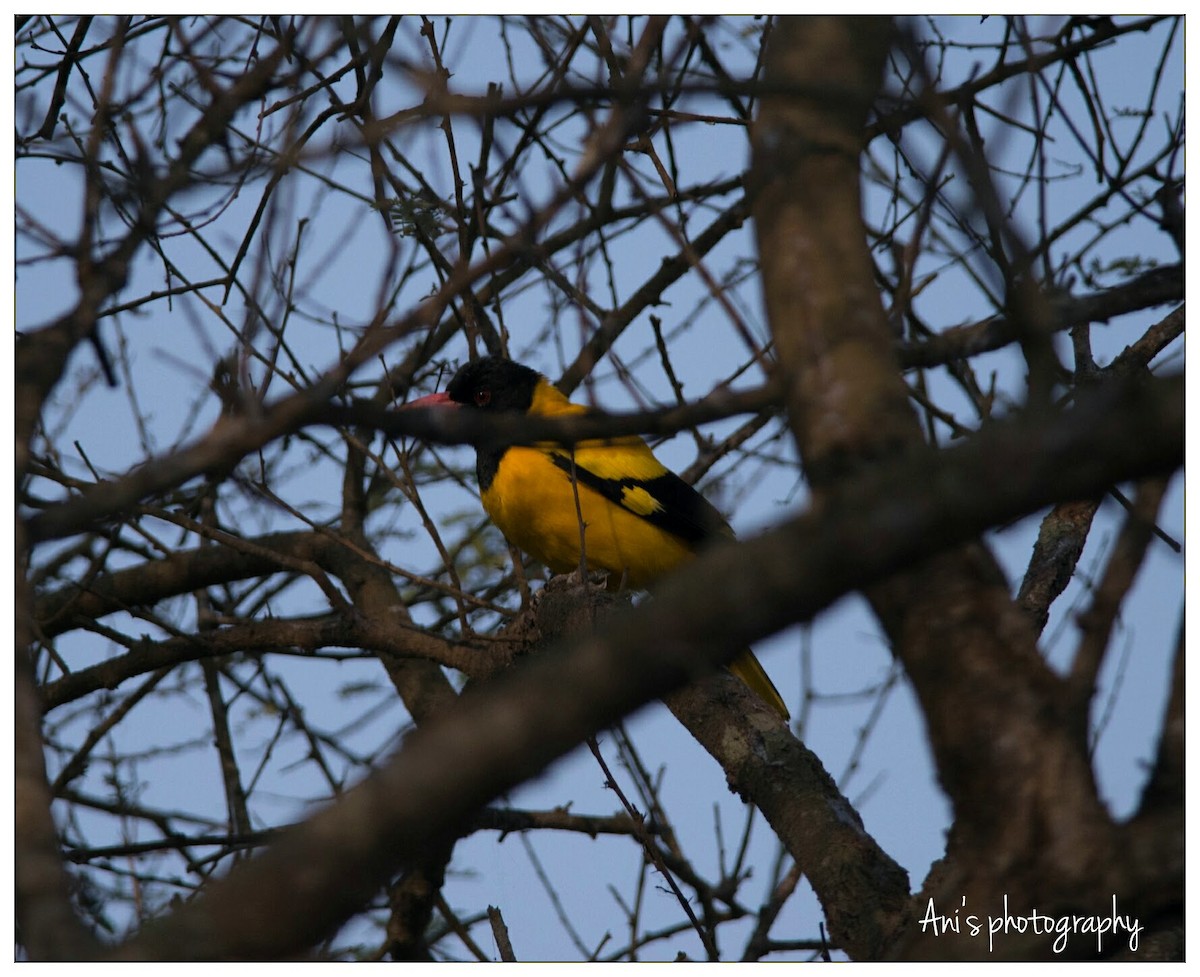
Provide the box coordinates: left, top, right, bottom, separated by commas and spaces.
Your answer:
106, 370, 1179, 961
897, 264, 1182, 370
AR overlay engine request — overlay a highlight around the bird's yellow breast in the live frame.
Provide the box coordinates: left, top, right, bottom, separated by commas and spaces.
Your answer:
481, 445, 696, 590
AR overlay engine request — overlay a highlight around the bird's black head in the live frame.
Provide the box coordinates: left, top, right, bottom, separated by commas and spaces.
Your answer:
445, 357, 542, 413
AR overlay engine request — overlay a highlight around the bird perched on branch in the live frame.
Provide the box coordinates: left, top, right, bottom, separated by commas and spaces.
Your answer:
406, 355, 789, 720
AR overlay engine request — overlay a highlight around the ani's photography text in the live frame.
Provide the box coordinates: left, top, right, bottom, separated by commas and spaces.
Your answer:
920, 894, 1143, 954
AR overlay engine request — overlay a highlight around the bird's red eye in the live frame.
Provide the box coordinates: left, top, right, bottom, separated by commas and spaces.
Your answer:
474, 387, 491, 407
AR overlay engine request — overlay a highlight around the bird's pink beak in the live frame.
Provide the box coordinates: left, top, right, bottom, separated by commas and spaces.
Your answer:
404, 391, 458, 409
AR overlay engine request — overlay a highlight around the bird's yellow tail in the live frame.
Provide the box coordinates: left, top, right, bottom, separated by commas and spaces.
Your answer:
729, 650, 790, 721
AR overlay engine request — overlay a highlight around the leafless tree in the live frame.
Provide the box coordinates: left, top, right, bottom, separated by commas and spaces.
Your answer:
16, 15, 1182, 961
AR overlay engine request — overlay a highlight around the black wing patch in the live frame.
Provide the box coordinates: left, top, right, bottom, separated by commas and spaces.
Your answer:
549, 451, 731, 548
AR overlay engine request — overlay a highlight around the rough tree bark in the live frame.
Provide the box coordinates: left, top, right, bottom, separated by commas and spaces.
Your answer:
752, 15, 1182, 960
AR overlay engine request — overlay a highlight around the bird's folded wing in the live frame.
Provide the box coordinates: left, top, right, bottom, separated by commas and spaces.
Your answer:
548, 442, 732, 548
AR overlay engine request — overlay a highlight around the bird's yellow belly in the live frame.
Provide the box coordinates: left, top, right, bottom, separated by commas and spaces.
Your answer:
483, 446, 695, 590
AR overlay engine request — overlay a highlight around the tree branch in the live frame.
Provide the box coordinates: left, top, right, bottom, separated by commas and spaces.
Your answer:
107, 370, 1179, 960
897, 264, 1182, 370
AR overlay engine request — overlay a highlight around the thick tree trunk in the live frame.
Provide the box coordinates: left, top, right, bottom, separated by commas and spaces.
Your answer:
751, 15, 1182, 960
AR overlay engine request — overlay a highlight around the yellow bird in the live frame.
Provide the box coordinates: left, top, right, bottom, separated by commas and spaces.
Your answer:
408, 356, 788, 720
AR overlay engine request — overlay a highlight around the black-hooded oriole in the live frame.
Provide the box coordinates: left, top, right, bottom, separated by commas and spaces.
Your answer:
408, 356, 788, 720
